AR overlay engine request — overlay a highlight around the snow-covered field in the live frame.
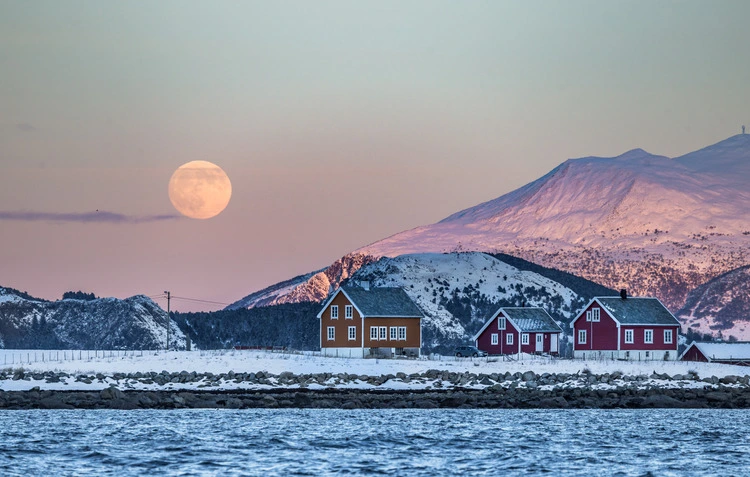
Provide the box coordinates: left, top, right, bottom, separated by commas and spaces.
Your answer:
0, 349, 748, 392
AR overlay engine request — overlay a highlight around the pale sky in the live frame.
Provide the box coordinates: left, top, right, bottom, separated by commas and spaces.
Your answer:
2, 1, 750, 311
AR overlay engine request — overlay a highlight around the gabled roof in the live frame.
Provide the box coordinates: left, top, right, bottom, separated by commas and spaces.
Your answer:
503, 308, 563, 333
472, 307, 561, 341
679, 342, 750, 361
570, 297, 679, 327
316, 286, 423, 319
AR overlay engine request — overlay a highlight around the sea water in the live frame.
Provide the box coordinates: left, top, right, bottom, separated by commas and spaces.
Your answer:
0, 409, 747, 476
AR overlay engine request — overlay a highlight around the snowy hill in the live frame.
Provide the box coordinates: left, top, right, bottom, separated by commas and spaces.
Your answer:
677, 265, 750, 341
0, 287, 185, 349
347, 252, 616, 353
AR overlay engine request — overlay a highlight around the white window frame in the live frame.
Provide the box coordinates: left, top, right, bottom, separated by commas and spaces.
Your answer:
624, 329, 634, 344
327, 326, 335, 341
591, 308, 600, 322
498, 317, 506, 330
521, 333, 529, 345
491, 333, 498, 345
390, 327, 398, 340
506, 333, 514, 345
330, 305, 338, 320
379, 326, 387, 340
370, 326, 378, 341
586, 310, 592, 322
348, 326, 356, 341
398, 327, 406, 341
644, 329, 653, 344
345, 305, 353, 319
664, 329, 673, 344
578, 329, 587, 344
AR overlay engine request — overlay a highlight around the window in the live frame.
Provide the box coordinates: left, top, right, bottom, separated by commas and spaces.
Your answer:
390, 327, 398, 340
491, 333, 498, 345
348, 326, 356, 341
521, 333, 529, 345
379, 326, 387, 340
625, 351, 630, 359
345, 305, 353, 319
645, 351, 650, 358
498, 317, 506, 330
578, 329, 587, 344
330, 305, 338, 319
644, 329, 653, 344
370, 326, 378, 340
624, 329, 634, 344
664, 329, 673, 344
591, 308, 600, 322
586, 311, 592, 322
506, 333, 514, 345
327, 327, 335, 340
398, 327, 406, 340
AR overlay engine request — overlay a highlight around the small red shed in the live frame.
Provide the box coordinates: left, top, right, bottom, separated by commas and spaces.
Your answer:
473, 307, 562, 356
680, 342, 750, 366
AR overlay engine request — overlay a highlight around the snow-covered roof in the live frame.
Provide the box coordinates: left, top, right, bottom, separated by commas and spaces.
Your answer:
595, 297, 679, 326
472, 307, 561, 341
317, 286, 423, 319
683, 342, 750, 361
502, 308, 562, 333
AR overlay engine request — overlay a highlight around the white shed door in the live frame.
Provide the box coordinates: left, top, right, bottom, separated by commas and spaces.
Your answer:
550, 334, 558, 353
536, 334, 543, 352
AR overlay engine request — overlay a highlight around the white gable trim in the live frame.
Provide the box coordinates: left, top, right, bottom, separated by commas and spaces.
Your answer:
316, 288, 365, 319
471, 308, 520, 341
677, 342, 700, 361
570, 298, 600, 328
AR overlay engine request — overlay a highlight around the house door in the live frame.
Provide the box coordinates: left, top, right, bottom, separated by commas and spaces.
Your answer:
536, 334, 543, 352
550, 334, 558, 353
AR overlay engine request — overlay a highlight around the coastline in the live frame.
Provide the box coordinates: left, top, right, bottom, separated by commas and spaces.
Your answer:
2, 369, 749, 409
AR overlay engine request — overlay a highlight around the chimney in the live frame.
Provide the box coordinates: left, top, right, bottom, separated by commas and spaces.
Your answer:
360, 281, 370, 291
620, 289, 627, 300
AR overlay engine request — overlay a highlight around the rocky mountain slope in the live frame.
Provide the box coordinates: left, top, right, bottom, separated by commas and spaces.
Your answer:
0, 287, 185, 349
677, 265, 750, 341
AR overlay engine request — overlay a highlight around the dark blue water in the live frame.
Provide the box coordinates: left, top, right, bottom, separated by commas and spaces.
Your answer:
0, 409, 747, 476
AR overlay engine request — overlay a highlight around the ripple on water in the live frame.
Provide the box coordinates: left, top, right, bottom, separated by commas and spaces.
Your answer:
0, 409, 747, 476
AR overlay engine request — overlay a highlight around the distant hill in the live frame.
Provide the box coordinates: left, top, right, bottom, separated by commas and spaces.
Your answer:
0, 287, 184, 349
173, 302, 320, 351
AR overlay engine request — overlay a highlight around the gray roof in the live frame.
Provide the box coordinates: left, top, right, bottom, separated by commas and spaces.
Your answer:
503, 308, 562, 333
341, 286, 424, 318
596, 297, 679, 325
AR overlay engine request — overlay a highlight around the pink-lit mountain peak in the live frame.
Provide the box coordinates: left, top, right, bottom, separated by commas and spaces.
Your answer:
359, 134, 750, 257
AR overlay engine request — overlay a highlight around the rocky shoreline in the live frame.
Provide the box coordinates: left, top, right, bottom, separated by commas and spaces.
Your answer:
2, 369, 750, 409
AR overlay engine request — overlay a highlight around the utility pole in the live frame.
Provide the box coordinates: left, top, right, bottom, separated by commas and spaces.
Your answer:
164, 291, 171, 351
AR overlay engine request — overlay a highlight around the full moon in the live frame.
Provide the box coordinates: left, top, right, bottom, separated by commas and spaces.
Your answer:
168, 161, 232, 219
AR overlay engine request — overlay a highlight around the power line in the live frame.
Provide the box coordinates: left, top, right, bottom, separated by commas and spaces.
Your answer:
171, 296, 230, 306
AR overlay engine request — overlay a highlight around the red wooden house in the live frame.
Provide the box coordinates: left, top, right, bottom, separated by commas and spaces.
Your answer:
473, 307, 563, 356
317, 283, 423, 358
571, 291, 680, 361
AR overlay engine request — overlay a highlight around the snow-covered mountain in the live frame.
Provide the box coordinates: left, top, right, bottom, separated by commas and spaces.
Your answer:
677, 265, 750, 341
0, 287, 185, 349
232, 134, 750, 340
346, 252, 615, 353
358, 135, 750, 310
